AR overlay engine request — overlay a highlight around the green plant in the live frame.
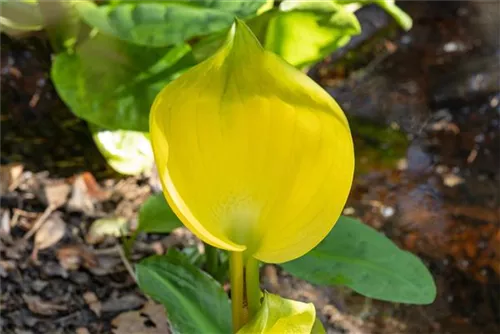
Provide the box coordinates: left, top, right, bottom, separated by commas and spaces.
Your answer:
2, 0, 412, 175
2, 2, 435, 332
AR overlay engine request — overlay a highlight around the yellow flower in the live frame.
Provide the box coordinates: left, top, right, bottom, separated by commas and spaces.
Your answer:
150, 19, 354, 264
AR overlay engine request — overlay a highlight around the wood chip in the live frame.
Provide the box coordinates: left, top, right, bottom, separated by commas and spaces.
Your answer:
75, 328, 91, 334
443, 173, 464, 187
83, 291, 102, 317
1, 210, 10, 235
56, 244, 98, 270
0, 163, 24, 193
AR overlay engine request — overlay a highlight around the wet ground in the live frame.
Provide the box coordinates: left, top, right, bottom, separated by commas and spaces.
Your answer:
307, 1, 499, 333
1, 1, 499, 333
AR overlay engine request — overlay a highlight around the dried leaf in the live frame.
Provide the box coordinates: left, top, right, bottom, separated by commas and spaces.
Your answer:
23, 294, 67, 316
34, 213, 66, 250
111, 299, 169, 334
82, 172, 111, 200
67, 174, 100, 214
86, 217, 129, 244
38, 180, 71, 208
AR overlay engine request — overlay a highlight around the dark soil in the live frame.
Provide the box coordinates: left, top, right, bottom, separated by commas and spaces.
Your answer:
1, 1, 499, 334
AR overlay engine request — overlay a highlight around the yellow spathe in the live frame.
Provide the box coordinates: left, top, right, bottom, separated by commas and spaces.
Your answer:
150, 19, 354, 263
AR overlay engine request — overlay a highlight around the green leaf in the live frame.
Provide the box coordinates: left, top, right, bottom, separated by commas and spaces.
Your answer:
237, 292, 317, 334
341, 0, 412, 31
263, 0, 361, 68
192, 0, 268, 18
281, 216, 437, 304
138, 194, 182, 234
51, 33, 195, 131
74, 0, 266, 47
136, 250, 231, 334
0, 0, 43, 33
90, 126, 154, 175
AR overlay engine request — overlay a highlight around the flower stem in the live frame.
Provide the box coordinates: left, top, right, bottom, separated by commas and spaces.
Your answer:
229, 251, 245, 332
245, 257, 261, 319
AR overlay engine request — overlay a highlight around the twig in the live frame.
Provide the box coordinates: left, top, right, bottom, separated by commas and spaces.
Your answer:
116, 244, 137, 284
23, 205, 55, 240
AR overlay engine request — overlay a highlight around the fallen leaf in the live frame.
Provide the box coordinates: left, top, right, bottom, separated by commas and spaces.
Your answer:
86, 217, 129, 244
111, 299, 170, 334
37, 180, 71, 208
81, 172, 111, 200
23, 294, 67, 316
33, 213, 66, 251
66, 174, 97, 214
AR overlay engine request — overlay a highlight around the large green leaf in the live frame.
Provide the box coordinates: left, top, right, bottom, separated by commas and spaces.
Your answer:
102, 0, 266, 17
136, 250, 231, 334
263, 0, 361, 68
237, 292, 317, 334
281, 216, 436, 304
191, 0, 269, 18
51, 33, 195, 131
138, 193, 182, 234
0, 0, 43, 33
74, 0, 266, 47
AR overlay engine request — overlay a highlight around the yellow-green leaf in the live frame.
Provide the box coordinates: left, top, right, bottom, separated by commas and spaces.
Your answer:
0, 0, 43, 34
91, 126, 154, 175
263, 0, 361, 68
237, 292, 317, 334
342, 0, 413, 31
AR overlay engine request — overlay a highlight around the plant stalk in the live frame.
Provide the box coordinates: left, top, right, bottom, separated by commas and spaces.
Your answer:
229, 251, 245, 332
229, 252, 262, 332
245, 256, 261, 319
